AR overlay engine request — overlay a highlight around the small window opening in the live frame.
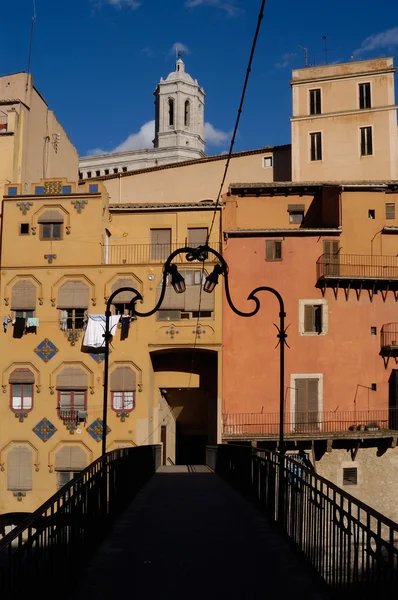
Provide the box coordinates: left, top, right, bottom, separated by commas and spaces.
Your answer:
168, 98, 174, 127
343, 467, 357, 486
371, 383, 377, 391
371, 326, 377, 336
122, 167, 127, 173
368, 209, 375, 219
20, 223, 30, 235
96, 171, 100, 177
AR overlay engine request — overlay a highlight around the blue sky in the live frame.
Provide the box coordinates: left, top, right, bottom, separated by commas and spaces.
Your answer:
1, 0, 397, 157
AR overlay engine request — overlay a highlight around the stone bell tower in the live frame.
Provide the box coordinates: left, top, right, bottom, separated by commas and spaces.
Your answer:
154, 58, 206, 158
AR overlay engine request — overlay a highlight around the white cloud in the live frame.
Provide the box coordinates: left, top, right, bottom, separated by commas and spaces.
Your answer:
104, 0, 141, 7
169, 42, 191, 57
87, 119, 229, 156
275, 52, 297, 69
354, 26, 398, 56
204, 122, 230, 146
185, 0, 241, 17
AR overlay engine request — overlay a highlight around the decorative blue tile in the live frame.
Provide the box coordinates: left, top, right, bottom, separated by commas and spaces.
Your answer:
89, 352, 105, 363
87, 418, 110, 443
8, 187, 18, 196
34, 338, 59, 362
34, 186, 45, 195
62, 185, 72, 194
33, 418, 57, 442
89, 184, 99, 193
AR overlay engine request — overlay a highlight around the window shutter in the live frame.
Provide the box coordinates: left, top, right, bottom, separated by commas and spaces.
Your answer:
55, 446, 87, 471
386, 203, 395, 220
266, 241, 274, 260
56, 367, 88, 390
184, 284, 213, 312
7, 446, 33, 491
156, 285, 185, 310
150, 229, 171, 245
188, 228, 207, 247
314, 305, 323, 334
38, 210, 64, 223
111, 278, 137, 304
307, 379, 319, 412
150, 229, 171, 260
9, 368, 35, 384
58, 281, 89, 309
111, 367, 136, 391
11, 280, 36, 310
304, 305, 314, 333
295, 379, 306, 415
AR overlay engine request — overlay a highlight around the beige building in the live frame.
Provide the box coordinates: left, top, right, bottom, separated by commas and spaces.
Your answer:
291, 57, 398, 182
0, 177, 222, 515
0, 72, 78, 199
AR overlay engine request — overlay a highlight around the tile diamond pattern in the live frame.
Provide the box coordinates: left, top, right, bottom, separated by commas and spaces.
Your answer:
33, 418, 57, 442
34, 338, 59, 362
87, 418, 110, 443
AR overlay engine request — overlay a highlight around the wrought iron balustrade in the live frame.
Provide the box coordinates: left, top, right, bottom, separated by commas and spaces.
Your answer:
317, 253, 398, 280
207, 444, 398, 596
0, 445, 161, 596
222, 409, 398, 437
381, 323, 398, 351
102, 241, 222, 265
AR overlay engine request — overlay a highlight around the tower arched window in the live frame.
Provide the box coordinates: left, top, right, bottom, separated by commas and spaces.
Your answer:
184, 100, 190, 127
168, 98, 174, 127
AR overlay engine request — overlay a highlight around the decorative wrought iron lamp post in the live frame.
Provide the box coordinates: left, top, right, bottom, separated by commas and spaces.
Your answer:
101, 244, 288, 468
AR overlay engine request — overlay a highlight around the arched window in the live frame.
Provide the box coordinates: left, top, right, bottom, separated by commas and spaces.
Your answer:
58, 280, 89, 333
111, 367, 136, 412
184, 100, 190, 127
56, 366, 88, 421
11, 280, 36, 319
7, 445, 33, 491
55, 445, 87, 490
168, 98, 174, 126
9, 368, 34, 412
111, 278, 138, 315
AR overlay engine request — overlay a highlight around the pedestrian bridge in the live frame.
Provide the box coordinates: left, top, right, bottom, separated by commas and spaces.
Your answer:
0, 445, 397, 599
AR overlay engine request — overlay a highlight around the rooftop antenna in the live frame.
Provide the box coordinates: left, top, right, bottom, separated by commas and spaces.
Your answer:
322, 33, 329, 64
26, 0, 37, 92
297, 45, 309, 68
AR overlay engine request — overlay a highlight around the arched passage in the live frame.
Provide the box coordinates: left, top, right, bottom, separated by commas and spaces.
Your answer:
151, 348, 218, 465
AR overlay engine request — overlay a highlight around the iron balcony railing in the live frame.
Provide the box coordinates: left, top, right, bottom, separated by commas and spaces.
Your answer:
207, 444, 398, 596
102, 241, 222, 265
0, 117, 7, 133
381, 323, 398, 350
317, 253, 398, 280
222, 409, 398, 437
0, 445, 161, 597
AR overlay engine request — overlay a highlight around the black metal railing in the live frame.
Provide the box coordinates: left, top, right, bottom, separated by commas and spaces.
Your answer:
102, 242, 222, 265
0, 445, 161, 596
317, 253, 398, 280
381, 323, 398, 350
207, 445, 398, 597
222, 409, 398, 437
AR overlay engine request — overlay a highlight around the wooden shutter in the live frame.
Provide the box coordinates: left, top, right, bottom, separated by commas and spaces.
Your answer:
7, 446, 33, 491
323, 240, 339, 255
304, 305, 315, 333
188, 228, 207, 247
111, 367, 136, 391
9, 368, 35, 384
38, 210, 64, 223
156, 285, 185, 310
150, 229, 171, 260
58, 281, 89, 308
184, 285, 214, 311
56, 367, 88, 390
308, 379, 319, 412
295, 380, 306, 424
111, 278, 137, 304
55, 446, 87, 471
266, 241, 274, 261
11, 280, 36, 310
386, 203, 395, 220
295, 378, 319, 427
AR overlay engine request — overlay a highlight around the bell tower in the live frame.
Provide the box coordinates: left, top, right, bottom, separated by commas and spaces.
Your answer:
154, 58, 206, 157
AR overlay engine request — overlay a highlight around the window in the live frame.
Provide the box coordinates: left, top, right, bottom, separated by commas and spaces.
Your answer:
38, 210, 64, 240
299, 300, 328, 335
386, 203, 395, 220
188, 228, 207, 248
158, 310, 181, 321
323, 240, 339, 256
111, 367, 136, 412
96, 170, 100, 177
8, 186, 18, 196
11, 280, 36, 312
111, 278, 139, 311
19, 223, 29, 235
57, 281, 89, 331
57, 471, 81, 491
87, 172, 92, 179
89, 183, 99, 193
368, 209, 375, 219
55, 445, 87, 490
104, 169, 109, 175
56, 366, 88, 420
7, 445, 33, 491
16, 310, 34, 320
263, 156, 273, 168
310, 132, 322, 161
157, 268, 214, 314
343, 467, 357, 486
265, 240, 282, 261
184, 100, 190, 127
359, 83, 371, 109
122, 167, 127, 172
191, 311, 212, 318
150, 228, 172, 261
371, 326, 377, 336
360, 126, 373, 156
60, 309, 86, 332
295, 378, 319, 430
79, 172, 82, 180
113, 168, 119, 174
58, 390, 86, 419
168, 98, 174, 126
288, 204, 305, 224
309, 88, 321, 115
9, 368, 34, 411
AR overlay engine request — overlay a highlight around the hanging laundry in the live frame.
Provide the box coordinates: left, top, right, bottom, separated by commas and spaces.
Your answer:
3, 316, 9, 333
61, 310, 68, 332
120, 315, 131, 340
26, 317, 39, 335
82, 314, 120, 349
13, 317, 25, 339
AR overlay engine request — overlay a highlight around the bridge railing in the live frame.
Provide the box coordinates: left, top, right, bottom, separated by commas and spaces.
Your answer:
207, 445, 398, 597
0, 445, 161, 596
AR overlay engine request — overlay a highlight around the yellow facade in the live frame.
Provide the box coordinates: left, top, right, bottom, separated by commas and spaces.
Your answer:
0, 178, 222, 514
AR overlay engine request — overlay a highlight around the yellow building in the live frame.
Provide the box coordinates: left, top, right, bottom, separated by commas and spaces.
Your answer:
0, 178, 222, 514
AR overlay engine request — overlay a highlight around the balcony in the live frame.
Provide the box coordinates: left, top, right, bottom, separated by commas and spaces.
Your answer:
381, 323, 398, 355
102, 242, 222, 265
222, 409, 398, 441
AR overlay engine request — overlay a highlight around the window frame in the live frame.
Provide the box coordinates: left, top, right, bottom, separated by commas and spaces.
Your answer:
10, 383, 34, 412
299, 299, 328, 336
385, 202, 395, 220
310, 131, 322, 161
111, 390, 135, 413
57, 390, 87, 420
39, 222, 63, 241
60, 308, 86, 332
265, 240, 283, 262
309, 88, 321, 115
263, 156, 273, 168
19, 223, 30, 236
290, 373, 324, 430
360, 126, 373, 156
359, 82, 371, 110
